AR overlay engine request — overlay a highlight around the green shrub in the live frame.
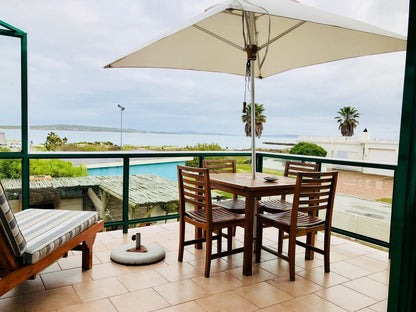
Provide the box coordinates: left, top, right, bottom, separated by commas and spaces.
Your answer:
290, 142, 327, 157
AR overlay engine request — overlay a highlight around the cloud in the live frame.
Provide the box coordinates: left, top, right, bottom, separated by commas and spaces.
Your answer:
0, 0, 409, 140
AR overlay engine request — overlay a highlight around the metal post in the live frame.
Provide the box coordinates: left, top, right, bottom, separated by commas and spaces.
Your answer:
117, 104, 125, 151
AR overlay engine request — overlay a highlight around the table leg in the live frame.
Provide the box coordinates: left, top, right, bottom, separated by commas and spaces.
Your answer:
243, 193, 256, 276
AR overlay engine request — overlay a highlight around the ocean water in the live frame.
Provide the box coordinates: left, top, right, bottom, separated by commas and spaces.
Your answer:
1, 128, 297, 150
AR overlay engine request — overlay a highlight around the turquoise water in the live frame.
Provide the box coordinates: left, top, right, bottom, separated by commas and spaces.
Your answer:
87, 161, 186, 181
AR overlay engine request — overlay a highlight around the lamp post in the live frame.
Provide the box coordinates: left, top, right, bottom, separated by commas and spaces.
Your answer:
117, 104, 125, 151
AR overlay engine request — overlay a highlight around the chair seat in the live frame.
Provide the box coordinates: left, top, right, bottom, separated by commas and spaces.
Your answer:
214, 198, 264, 214
186, 207, 245, 224
15, 209, 99, 264
258, 199, 292, 213
258, 211, 324, 228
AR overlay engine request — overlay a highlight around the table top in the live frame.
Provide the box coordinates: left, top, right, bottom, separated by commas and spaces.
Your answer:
209, 172, 296, 192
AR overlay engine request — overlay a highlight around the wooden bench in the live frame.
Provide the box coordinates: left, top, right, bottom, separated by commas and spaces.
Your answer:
0, 182, 103, 296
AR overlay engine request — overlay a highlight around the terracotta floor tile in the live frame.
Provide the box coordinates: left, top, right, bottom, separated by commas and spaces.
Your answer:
343, 277, 388, 301
0, 296, 25, 312
94, 249, 112, 263
57, 254, 100, 270
227, 266, 275, 286
330, 261, 372, 279
117, 269, 169, 292
367, 299, 387, 312
196, 290, 258, 312
189, 257, 237, 274
87, 261, 130, 280
22, 286, 81, 312
297, 266, 350, 288
367, 270, 390, 285
259, 258, 302, 277
156, 301, 207, 312
41, 267, 92, 290
281, 293, 348, 312
192, 271, 243, 294
256, 304, 293, 312
268, 275, 322, 298
156, 262, 204, 282
1, 276, 45, 299
110, 288, 169, 312
154, 279, 210, 305
314, 285, 377, 311
345, 255, 388, 273
73, 276, 127, 302
233, 281, 293, 308
57, 298, 117, 312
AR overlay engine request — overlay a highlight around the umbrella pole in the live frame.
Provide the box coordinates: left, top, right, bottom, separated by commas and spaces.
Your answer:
250, 59, 256, 179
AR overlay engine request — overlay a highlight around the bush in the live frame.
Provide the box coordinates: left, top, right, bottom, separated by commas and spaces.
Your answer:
290, 142, 327, 157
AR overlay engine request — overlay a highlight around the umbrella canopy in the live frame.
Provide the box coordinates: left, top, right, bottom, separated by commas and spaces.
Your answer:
105, 0, 406, 177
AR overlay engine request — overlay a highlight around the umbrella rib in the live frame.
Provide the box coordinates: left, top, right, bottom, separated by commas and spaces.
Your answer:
258, 20, 307, 50
193, 24, 244, 52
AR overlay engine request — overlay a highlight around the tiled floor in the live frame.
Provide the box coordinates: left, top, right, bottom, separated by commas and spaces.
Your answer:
0, 222, 390, 312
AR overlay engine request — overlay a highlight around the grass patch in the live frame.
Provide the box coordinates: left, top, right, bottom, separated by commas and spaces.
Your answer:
376, 198, 392, 204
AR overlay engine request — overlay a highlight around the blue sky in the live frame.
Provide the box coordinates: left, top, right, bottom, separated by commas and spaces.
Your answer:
0, 0, 409, 139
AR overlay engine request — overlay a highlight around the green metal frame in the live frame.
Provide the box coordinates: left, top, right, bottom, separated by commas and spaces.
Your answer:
2, 15, 415, 309
388, 0, 416, 310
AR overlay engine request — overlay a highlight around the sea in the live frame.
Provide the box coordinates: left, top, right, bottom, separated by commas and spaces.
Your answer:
1, 128, 298, 150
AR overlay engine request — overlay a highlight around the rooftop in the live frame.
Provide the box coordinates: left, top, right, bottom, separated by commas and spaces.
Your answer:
0, 222, 389, 312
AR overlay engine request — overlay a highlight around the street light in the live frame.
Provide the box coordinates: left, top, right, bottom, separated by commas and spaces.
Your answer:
117, 104, 125, 151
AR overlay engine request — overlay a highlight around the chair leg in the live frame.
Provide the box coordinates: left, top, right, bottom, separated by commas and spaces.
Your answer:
255, 218, 263, 263
217, 229, 222, 253
305, 232, 315, 260
178, 219, 185, 262
227, 227, 232, 252
195, 227, 203, 249
288, 232, 296, 281
205, 231, 213, 278
277, 229, 284, 254
324, 230, 331, 273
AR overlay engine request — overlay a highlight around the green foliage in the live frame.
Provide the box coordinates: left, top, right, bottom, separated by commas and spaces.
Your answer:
184, 143, 224, 151
335, 106, 360, 136
183, 143, 225, 167
30, 159, 87, 177
44, 132, 68, 151
241, 103, 266, 138
0, 158, 87, 179
0, 159, 21, 179
290, 142, 327, 157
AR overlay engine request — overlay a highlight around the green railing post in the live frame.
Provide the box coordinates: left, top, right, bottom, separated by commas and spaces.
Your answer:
122, 157, 130, 233
388, 0, 416, 310
21, 31, 29, 210
256, 154, 263, 172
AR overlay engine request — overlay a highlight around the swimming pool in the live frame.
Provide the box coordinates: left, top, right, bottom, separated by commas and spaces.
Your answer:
87, 160, 186, 181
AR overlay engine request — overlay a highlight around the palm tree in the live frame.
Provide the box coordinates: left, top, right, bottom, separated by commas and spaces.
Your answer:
242, 103, 266, 138
335, 106, 360, 136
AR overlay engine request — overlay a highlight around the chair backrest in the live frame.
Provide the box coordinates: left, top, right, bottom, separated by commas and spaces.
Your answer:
282, 161, 320, 200
291, 171, 338, 225
203, 159, 237, 174
0, 182, 26, 258
284, 161, 320, 177
177, 165, 213, 222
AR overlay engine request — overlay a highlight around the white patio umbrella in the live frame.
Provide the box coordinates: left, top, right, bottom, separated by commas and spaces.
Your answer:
105, 0, 406, 178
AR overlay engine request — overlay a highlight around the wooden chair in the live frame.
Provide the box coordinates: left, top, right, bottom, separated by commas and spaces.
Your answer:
177, 165, 245, 277
255, 171, 338, 281
0, 182, 103, 296
203, 159, 247, 214
259, 161, 320, 253
259, 161, 320, 213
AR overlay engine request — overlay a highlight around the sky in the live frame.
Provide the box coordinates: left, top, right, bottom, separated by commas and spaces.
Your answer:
0, 0, 409, 139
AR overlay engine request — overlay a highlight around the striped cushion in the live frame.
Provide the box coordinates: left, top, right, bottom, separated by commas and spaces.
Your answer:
15, 209, 98, 264
0, 182, 27, 257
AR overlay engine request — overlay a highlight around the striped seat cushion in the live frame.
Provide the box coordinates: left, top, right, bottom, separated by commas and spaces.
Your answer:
15, 209, 98, 264
0, 182, 27, 257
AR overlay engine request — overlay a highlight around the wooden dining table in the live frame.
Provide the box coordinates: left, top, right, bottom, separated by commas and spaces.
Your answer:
209, 172, 297, 276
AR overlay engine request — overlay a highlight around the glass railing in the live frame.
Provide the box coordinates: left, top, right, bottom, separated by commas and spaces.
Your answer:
0, 150, 395, 248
